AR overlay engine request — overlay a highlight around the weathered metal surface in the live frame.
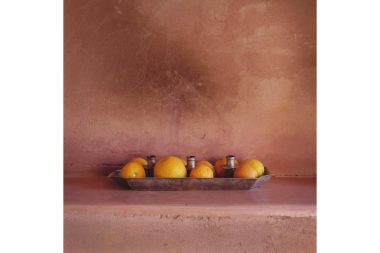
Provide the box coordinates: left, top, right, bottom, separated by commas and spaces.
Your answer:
109, 169, 271, 191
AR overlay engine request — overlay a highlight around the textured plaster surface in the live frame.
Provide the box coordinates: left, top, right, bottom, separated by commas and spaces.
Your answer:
64, 0, 316, 176
65, 177, 316, 252
65, 177, 316, 214
65, 209, 316, 253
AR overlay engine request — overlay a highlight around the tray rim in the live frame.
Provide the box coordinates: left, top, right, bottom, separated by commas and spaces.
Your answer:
108, 169, 271, 190
109, 169, 270, 179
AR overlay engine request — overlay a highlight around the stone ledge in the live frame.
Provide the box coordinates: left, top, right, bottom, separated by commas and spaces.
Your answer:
64, 176, 316, 252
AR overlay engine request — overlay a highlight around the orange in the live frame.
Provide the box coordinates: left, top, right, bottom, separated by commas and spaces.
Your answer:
154, 156, 187, 178
234, 163, 259, 178
240, 159, 264, 176
214, 158, 239, 178
197, 160, 215, 175
214, 159, 225, 177
120, 162, 146, 178
181, 158, 187, 166
129, 157, 148, 167
190, 164, 214, 178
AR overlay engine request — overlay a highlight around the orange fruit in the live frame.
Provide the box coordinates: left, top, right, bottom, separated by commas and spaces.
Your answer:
120, 162, 146, 178
214, 158, 239, 178
234, 163, 259, 178
197, 160, 215, 175
214, 159, 225, 177
181, 158, 187, 166
154, 156, 187, 178
129, 157, 148, 167
240, 159, 264, 176
190, 164, 214, 178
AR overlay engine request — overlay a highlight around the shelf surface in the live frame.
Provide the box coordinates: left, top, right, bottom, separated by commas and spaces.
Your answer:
64, 176, 316, 253
65, 176, 316, 217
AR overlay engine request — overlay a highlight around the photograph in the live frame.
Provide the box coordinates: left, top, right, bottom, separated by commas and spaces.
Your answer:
4, 0, 380, 252
64, 0, 316, 252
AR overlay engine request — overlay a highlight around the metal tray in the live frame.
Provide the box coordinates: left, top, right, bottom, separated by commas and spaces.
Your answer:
108, 168, 271, 191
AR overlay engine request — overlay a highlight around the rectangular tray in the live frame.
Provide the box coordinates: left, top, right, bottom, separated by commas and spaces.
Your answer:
109, 168, 271, 191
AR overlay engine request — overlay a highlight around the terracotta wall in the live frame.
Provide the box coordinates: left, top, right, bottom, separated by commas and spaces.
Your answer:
64, 0, 316, 176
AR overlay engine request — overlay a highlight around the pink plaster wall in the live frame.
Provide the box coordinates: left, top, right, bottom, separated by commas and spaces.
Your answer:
64, 0, 316, 176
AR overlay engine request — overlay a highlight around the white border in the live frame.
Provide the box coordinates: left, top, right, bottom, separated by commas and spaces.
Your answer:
318, 0, 380, 252
1, 0, 380, 252
0, 0, 63, 252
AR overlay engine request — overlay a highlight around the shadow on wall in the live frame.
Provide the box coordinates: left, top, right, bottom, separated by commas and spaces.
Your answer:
65, 0, 244, 175
64, 0, 316, 176
66, 0, 240, 118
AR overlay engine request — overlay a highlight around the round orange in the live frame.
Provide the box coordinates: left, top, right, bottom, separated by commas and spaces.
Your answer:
154, 156, 187, 178
120, 162, 146, 178
197, 160, 215, 175
240, 159, 264, 176
234, 163, 259, 178
190, 164, 214, 178
129, 157, 148, 167
214, 159, 225, 178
